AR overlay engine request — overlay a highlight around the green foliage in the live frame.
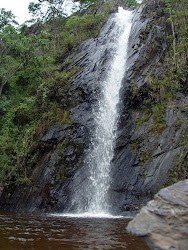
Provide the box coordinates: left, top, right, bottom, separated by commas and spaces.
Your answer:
0, 0, 106, 186
123, 0, 138, 8
0, 0, 139, 191
15, 176, 32, 187
0, 8, 18, 29
42, 103, 70, 126
164, 0, 187, 83
66, 13, 103, 40
132, 0, 187, 137
52, 8, 108, 60
130, 139, 141, 152
28, 0, 67, 22
0, 9, 63, 185
0, 23, 53, 96
75, 0, 98, 3
164, 148, 188, 186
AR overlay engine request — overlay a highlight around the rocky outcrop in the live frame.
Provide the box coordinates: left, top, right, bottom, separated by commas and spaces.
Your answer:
127, 180, 188, 250
0, 0, 187, 213
108, 0, 188, 214
0, 9, 127, 212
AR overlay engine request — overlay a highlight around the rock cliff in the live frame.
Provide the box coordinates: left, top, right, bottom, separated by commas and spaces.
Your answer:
109, 0, 188, 214
0, 0, 187, 213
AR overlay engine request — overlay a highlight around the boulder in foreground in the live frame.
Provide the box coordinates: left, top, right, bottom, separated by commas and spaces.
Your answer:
127, 180, 188, 250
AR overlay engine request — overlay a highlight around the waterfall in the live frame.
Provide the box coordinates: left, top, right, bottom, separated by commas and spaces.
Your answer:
72, 8, 132, 216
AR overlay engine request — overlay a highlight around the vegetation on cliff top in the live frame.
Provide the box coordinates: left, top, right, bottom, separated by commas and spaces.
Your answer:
131, 0, 188, 184
0, 0, 117, 187
0, 0, 187, 191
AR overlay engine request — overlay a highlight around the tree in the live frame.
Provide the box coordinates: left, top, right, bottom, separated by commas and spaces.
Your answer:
0, 8, 18, 29
28, 0, 98, 22
28, 0, 68, 54
0, 22, 52, 96
28, 0, 67, 22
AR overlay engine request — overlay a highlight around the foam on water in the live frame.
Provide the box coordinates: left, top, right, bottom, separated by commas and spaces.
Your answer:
50, 212, 127, 219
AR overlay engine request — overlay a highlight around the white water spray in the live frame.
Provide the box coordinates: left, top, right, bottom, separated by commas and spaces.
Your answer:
72, 8, 133, 217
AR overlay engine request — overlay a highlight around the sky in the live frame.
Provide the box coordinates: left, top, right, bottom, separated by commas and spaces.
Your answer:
0, 0, 78, 25
0, 0, 32, 24
0, 0, 143, 25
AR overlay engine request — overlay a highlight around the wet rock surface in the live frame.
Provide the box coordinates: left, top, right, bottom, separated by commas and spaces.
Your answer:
0, 1, 187, 213
0, 10, 123, 213
109, 0, 188, 214
127, 180, 188, 250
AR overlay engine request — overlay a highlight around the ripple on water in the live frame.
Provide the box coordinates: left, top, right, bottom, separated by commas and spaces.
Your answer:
0, 210, 149, 250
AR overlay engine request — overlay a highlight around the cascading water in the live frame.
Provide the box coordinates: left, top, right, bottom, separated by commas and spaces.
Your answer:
72, 8, 132, 216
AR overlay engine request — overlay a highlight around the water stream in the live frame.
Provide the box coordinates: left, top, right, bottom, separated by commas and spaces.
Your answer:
72, 8, 133, 215
0, 8, 150, 250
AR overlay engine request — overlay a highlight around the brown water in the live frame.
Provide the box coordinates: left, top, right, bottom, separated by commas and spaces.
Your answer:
0, 211, 149, 249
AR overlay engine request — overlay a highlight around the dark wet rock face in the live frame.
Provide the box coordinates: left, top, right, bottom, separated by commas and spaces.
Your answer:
127, 180, 188, 250
0, 11, 124, 213
0, 1, 187, 214
108, 1, 188, 214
